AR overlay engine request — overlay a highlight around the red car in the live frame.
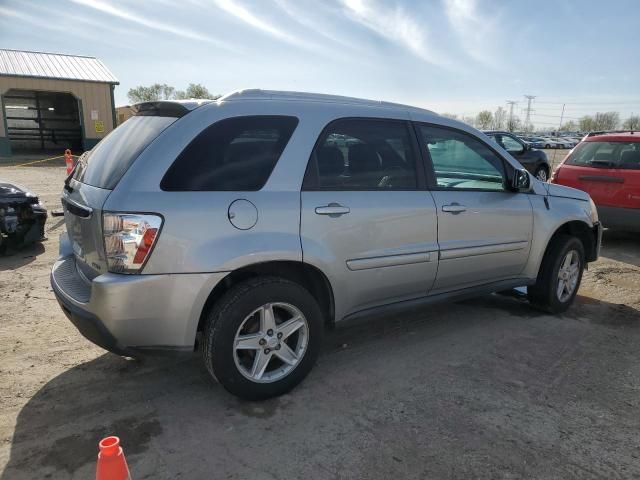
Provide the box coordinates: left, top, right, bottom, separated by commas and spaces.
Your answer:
551, 131, 640, 232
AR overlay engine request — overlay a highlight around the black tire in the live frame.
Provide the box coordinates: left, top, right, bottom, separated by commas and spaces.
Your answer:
528, 235, 585, 313
534, 165, 549, 182
545, 144, 551, 149
203, 276, 324, 400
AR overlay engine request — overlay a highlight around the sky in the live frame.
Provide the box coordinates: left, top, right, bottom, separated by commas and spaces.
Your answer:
1, 0, 640, 128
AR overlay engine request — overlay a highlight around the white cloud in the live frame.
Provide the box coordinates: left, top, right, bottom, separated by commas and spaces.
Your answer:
443, 0, 499, 66
341, 0, 451, 67
70, 0, 235, 50
213, 0, 293, 41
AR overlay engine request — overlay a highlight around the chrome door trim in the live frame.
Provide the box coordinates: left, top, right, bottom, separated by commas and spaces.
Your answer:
439, 240, 529, 260
346, 251, 434, 271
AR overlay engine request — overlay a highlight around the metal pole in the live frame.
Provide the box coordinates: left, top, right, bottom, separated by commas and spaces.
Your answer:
558, 103, 565, 133
35, 91, 44, 150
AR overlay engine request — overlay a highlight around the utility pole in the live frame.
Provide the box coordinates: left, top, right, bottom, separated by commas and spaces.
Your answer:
557, 103, 566, 133
506, 100, 516, 131
524, 95, 536, 132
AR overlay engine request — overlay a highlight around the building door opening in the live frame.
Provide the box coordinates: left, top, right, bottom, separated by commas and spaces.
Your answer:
3, 89, 82, 153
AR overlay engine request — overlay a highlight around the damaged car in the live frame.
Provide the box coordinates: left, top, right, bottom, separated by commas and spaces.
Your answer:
0, 180, 47, 253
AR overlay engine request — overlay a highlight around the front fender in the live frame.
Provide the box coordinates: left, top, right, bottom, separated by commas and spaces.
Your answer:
523, 194, 596, 279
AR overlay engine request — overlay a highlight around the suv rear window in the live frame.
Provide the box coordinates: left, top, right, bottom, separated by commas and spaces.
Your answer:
161, 116, 298, 191
566, 141, 640, 169
73, 116, 177, 189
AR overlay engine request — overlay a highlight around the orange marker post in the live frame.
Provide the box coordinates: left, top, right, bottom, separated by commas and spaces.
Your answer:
96, 436, 131, 480
64, 149, 74, 175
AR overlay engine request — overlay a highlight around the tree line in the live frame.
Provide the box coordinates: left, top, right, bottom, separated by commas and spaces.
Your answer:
443, 108, 640, 132
127, 83, 220, 103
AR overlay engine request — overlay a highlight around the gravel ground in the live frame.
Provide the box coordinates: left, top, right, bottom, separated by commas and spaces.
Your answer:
1, 161, 639, 479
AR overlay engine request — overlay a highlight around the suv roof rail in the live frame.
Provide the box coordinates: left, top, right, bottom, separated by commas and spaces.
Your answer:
219, 89, 436, 114
585, 130, 637, 137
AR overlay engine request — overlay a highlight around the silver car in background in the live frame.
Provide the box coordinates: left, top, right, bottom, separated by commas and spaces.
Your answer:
51, 90, 602, 399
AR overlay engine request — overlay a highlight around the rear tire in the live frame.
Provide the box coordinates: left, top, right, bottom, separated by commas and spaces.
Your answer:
528, 235, 585, 313
203, 276, 324, 400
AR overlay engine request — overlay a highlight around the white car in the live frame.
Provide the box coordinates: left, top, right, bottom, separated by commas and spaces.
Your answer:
551, 137, 575, 148
537, 137, 564, 149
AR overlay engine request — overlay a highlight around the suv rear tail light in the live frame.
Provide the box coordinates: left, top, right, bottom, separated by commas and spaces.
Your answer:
102, 213, 163, 273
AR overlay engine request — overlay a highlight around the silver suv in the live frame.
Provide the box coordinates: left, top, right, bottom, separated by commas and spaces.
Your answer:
52, 90, 602, 399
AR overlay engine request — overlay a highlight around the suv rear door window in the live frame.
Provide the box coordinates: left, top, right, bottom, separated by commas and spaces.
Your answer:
567, 141, 640, 169
304, 119, 419, 190
161, 116, 298, 191
73, 116, 177, 189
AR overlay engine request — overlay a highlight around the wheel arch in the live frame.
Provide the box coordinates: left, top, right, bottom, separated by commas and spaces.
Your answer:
543, 220, 597, 266
195, 261, 335, 348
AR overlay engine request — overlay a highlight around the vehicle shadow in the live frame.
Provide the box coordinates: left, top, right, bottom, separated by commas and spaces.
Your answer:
2, 293, 639, 479
0, 241, 46, 271
600, 230, 640, 267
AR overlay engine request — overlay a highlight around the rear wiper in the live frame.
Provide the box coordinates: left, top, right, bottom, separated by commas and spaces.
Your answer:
63, 165, 77, 193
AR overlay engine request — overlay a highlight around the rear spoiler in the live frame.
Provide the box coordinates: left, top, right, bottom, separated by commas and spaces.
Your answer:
132, 99, 214, 118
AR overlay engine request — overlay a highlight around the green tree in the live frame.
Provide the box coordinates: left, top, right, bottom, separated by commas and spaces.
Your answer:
506, 115, 521, 132
623, 115, 640, 130
175, 83, 218, 100
579, 115, 595, 132
127, 83, 175, 103
560, 120, 578, 132
593, 112, 619, 131
492, 107, 506, 130
475, 110, 493, 129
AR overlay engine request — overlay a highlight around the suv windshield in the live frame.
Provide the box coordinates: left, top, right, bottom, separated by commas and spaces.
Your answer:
72, 116, 177, 189
566, 141, 640, 169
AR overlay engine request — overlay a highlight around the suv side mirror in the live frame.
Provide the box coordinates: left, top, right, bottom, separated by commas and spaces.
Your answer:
524, 143, 531, 151
511, 168, 531, 191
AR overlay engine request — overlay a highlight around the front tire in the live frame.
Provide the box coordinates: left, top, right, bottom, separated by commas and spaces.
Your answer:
203, 276, 324, 400
528, 235, 585, 313
534, 165, 549, 182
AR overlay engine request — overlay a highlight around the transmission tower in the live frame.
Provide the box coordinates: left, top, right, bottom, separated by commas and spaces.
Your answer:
506, 100, 517, 130
523, 95, 536, 131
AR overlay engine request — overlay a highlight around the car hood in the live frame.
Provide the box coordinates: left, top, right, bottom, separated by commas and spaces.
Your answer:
545, 182, 590, 202
0, 180, 36, 199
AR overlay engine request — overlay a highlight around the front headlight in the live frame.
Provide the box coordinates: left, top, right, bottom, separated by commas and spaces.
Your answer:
588, 197, 599, 223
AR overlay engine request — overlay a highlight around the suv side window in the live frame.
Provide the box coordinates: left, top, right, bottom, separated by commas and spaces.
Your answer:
498, 134, 524, 153
161, 116, 298, 191
418, 125, 506, 191
303, 119, 419, 190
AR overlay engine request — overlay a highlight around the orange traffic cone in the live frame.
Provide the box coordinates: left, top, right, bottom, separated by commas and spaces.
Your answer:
96, 436, 131, 480
64, 149, 74, 175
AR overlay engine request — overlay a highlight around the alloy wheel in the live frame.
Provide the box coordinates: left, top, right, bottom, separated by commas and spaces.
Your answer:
233, 302, 309, 383
557, 250, 580, 302
536, 169, 548, 182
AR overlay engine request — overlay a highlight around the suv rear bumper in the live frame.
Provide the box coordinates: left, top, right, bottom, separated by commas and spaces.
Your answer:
597, 205, 640, 232
51, 254, 227, 356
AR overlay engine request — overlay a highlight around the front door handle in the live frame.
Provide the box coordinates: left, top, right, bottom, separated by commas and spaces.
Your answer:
442, 203, 466, 214
315, 203, 350, 216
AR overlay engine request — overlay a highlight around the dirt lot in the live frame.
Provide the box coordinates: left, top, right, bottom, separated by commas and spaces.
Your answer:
1, 160, 639, 479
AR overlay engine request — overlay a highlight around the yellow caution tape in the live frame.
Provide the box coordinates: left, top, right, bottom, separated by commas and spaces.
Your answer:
0, 154, 78, 168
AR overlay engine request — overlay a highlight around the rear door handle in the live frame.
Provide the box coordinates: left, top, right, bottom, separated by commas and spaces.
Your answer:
315, 203, 350, 216
441, 203, 466, 214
